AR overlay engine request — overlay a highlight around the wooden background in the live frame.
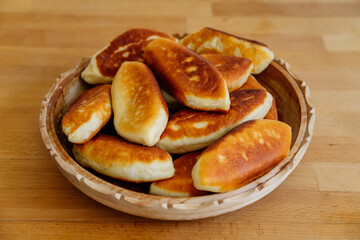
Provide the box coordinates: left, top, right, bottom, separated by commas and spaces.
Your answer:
0, 0, 359, 239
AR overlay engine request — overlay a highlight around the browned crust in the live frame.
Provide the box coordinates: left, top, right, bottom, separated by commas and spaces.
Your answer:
74, 134, 172, 183
136, 62, 169, 117
240, 75, 266, 90
201, 54, 252, 87
144, 38, 228, 108
197, 119, 292, 191
152, 151, 208, 196
240, 75, 278, 120
204, 27, 268, 47
95, 28, 177, 77
61, 84, 112, 143
74, 134, 171, 165
113, 61, 169, 127
160, 89, 267, 139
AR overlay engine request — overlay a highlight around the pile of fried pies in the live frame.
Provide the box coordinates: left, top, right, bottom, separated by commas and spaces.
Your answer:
61, 27, 292, 197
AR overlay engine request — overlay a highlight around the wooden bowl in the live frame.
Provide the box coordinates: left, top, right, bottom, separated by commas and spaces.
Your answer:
39, 57, 315, 220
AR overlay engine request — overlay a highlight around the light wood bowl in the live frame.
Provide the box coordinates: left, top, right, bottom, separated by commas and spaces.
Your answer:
39, 57, 315, 220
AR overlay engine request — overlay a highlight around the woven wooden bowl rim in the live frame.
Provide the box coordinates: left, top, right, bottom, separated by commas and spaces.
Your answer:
39, 57, 315, 220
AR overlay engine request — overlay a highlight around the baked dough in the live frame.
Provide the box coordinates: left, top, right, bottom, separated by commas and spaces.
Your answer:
201, 54, 253, 92
240, 75, 278, 120
111, 61, 168, 146
157, 89, 273, 153
144, 38, 230, 111
150, 151, 207, 197
73, 134, 174, 182
62, 84, 112, 143
81, 28, 177, 84
192, 119, 292, 192
180, 27, 274, 74
160, 54, 253, 108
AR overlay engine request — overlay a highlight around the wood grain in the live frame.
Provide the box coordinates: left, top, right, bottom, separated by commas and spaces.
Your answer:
187, 17, 360, 35
0, 0, 359, 239
1, 222, 359, 240
313, 163, 360, 192
323, 34, 360, 51
212, 2, 360, 17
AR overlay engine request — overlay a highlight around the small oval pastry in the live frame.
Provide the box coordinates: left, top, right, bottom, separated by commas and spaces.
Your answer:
81, 28, 178, 84
111, 61, 168, 147
201, 54, 253, 92
192, 119, 292, 192
180, 27, 274, 74
61, 84, 112, 144
159, 54, 253, 109
157, 89, 273, 154
240, 74, 266, 90
150, 151, 208, 197
144, 38, 230, 112
240, 75, 278, 120
73, 134, 174, 183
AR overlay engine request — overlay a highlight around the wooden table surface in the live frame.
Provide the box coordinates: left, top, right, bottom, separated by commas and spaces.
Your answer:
1, 0, 360, 239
